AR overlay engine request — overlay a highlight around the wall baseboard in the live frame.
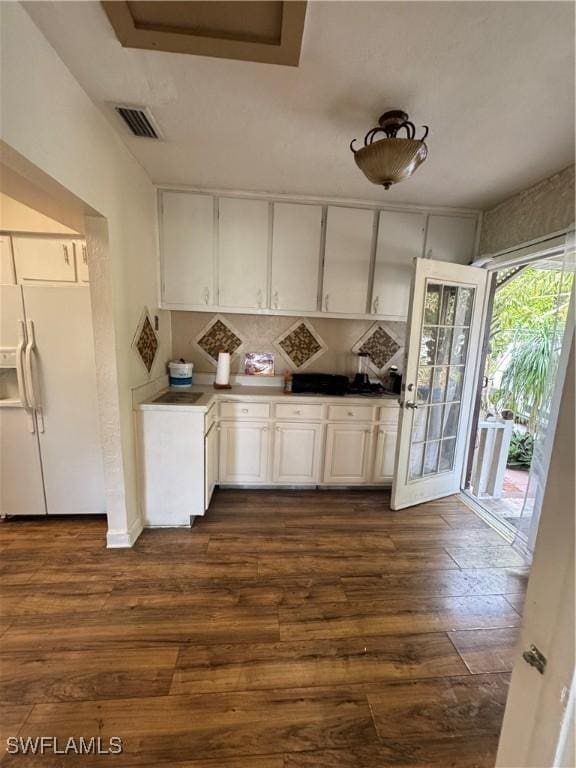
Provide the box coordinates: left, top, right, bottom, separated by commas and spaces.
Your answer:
106, 516, 143, 548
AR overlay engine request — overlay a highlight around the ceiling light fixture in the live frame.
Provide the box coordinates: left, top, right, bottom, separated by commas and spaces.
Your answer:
350, 110, 429, 190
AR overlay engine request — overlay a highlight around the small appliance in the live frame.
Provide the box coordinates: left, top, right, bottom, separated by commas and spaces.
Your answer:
292, 373, 349, 396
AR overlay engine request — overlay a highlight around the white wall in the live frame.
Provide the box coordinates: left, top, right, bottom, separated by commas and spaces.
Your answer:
0, 3, 171, 542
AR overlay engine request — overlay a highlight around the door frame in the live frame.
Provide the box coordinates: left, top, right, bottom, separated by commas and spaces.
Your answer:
459, 231, 574, 530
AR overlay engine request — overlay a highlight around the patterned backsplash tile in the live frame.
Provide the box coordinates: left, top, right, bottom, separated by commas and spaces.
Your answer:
352, 322, 404, 375
133, 309, 159, 374
275, 319, 327, 370
195, 314, 245, 365
172, 312, 407, 376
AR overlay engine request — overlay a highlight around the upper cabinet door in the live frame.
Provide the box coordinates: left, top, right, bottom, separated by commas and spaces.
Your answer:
0, 236, 15, 285
12, 237, 77, 283
271, 203, 322, 312
322, 206, 375, 314
161, 191, 215, 306
372, 210, 426, 317
218, 198, 269, 310
425, 215, 478, 265
75, 240, 90, 283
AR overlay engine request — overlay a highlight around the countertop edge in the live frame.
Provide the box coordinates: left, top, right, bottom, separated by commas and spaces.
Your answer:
135, 386, 400, 411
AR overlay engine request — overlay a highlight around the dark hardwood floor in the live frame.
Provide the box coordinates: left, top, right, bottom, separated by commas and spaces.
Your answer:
0, 490, 529, 766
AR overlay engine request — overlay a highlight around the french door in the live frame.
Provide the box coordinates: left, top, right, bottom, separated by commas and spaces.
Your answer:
392, 259, 488, 509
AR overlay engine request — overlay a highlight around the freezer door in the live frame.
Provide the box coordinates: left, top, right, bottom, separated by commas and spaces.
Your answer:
0, 407, 46, 516
22, 286, 105, 515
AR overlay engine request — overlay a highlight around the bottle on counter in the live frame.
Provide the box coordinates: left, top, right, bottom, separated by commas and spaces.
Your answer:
284, 371, 293, 393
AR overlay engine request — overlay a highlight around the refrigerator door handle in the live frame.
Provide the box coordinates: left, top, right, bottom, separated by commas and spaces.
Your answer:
25, 320, 44, 433
17, 320, 35, 434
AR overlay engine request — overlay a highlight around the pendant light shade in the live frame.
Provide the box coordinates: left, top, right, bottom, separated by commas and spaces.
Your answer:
350, 110, 429, 190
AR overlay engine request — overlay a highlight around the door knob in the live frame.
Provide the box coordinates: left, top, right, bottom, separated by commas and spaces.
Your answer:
405, 402, 419, 410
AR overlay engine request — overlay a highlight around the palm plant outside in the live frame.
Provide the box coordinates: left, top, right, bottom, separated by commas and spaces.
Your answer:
484, 267, 573, 459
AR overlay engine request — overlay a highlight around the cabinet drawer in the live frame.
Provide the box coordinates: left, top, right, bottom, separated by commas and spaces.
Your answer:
220, 401, 270, 420
379, 404, 400, 424
327, 404, 375, 422
275, 402, 324, 421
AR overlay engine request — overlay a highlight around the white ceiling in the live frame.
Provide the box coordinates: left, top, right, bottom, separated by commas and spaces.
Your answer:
24, 1, 575, 209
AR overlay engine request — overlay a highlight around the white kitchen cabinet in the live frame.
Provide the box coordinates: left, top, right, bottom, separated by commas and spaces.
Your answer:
373, 426, 398, 483
372, 210, 426, 317
322, 206, 375, 314
425, 215, 477, 264
272, 422, 323, 484
323, 422, 373, 484
138, 408, 206, 525
75, 240, 90, 283
219, 420, 270, 484
160, 191, 215, 306
0, 235, 15, 285
205, 421, 219, 509
218, 197, 269, 309
271, 202, 322, 312
12, 236, 77, 283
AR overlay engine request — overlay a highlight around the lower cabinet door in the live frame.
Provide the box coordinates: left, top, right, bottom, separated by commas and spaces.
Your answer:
372, 426, 398, 484
272, 422, 323, 484
204, 423, 219, 509
219, 421, 270, 484
323, 423, 373, 484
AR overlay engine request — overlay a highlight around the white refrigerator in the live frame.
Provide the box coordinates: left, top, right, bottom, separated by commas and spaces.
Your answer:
0, 284, 105, 516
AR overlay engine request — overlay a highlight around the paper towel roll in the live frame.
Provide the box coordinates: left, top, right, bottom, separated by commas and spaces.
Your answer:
215, 352, 231, 386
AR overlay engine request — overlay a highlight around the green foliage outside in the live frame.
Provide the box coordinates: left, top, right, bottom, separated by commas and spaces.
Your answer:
507, 430, 534, 469
484, 266, 573, 460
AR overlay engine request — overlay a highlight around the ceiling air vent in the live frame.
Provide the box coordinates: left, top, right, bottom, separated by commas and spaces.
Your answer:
112, 104, 163, 139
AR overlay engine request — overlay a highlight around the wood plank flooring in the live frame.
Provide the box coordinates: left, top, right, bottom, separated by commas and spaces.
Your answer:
0, 489, 529, 766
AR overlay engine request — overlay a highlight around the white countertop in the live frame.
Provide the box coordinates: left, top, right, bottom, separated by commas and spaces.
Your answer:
136, 384, 399, 412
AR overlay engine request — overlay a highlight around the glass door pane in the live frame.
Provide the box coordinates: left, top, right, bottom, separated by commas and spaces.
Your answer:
408, 281, 476, 481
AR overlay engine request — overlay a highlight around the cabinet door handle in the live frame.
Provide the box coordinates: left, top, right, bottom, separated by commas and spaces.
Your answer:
82, 244, 88, 265
273, 291, 279, 309
295, 410, 302, 415
63, 244, 70, 265
257, 289, 263, 309
373, 296, 380, 314
241, 408, 249, 413
348, 411, 355, 416
203, 287, 210, 304
262, 426, 268, 432
426, 248, 433, 259
324, 294, 330, 311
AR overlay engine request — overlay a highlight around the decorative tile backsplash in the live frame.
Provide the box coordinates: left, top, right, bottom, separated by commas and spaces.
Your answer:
275, 319, 327, 370
352, 322, 404, 374
195, 314, 245, 365
133, 309, 159, 374
173, 312, 406, 377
